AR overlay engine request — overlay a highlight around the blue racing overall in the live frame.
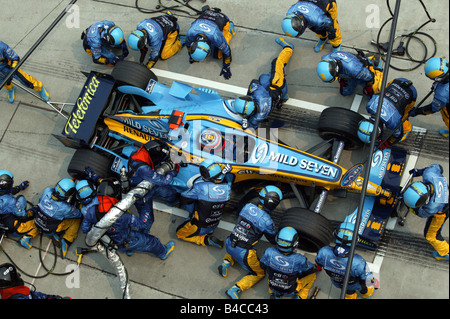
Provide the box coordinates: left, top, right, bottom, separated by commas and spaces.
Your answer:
366, 78, 417, 146
316, 245, 376, 299
81, 196, 169, 258
176, 177, 231, 246
185, 8, 234, 74
260, 246, 317, 299
0, 41, 47, 101
82, 21, 128, 65
135, 15, 183, 69
245, 46, 293, 129
128, 146, 178, 233
409, 164, 449, 258
222, 203, 277, 292
286, 0, 341, 48
321, 50, 383, 96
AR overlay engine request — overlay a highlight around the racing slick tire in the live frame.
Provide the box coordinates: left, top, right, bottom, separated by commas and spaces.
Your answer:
67, 148, 112, 179
111, 60, 157, 90
318, 107, 364, 150
279, 207, 334, 253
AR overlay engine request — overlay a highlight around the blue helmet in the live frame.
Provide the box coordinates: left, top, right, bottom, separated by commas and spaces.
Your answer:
234, 96, 256, 117
276, 227, 299, 254
335, 222, 355, 246
199, 158, 224, 182
403, 182, 430, 209
0, 170, 14, 191
189, 36, 210, 62
317, 59, 339, 83
424, 57, 449, 81
357, 119, 379, 144
76, 180, 96, 204
54, 178, 76, 201
258, 185, 283, 211
281, 15, 306, 37
128, 30, 146, 50
104, 25, 124, 46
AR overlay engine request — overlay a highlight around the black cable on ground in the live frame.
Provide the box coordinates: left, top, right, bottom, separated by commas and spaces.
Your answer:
0, 234, 75, 279
373, 0, 437, 72
135, 0, 203, 16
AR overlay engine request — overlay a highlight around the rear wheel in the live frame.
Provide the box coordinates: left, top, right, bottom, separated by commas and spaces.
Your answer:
279, 207, 334, 253
318, 107, 364, 150
67, 148, 112, 179
111, 60, 157, 90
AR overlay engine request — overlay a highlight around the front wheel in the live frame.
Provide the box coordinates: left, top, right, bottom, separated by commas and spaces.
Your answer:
279, 207, 334, 253
317, 107, 364, 150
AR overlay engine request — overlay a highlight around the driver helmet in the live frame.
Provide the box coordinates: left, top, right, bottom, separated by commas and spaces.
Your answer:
75, 180, 97, 205
403, 181, 431, 209
53, 178, 76, 201
258, 185, 283, 211
234, 96, 256, 118
0, 263, 24, 289
276, 226, 299, 254
128, 30, 146, 50
317, 59, 340, 83
199, 158, 224, 183
0, 170, 14, 192
200, 128, 223, 151
357, 119, 380, 144
281, 14, 306, 37
104, 25, 124, 46
424, 57, 449, 81
189, 35, 210, 62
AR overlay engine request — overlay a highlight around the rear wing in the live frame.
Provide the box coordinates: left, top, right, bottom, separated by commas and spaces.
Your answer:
54, 71, 115, 148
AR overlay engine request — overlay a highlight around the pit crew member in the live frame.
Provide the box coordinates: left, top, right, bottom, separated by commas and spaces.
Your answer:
282, 0, 342, 52
218, 186, 282, 299
128, 13, 184, 69
1, 41, 50, 103
81, 21, 128, 66
315, 222, 378, 299
185, 7, 236, 79
233, 38, 294, 130
176, 159, 232, 248
403, 164, 449, 261
260, 227, 318, 299
317, 50, 383, 97
409, 57, 449, 138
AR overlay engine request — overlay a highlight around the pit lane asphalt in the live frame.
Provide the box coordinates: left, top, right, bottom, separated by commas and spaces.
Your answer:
0, 0, 448, 301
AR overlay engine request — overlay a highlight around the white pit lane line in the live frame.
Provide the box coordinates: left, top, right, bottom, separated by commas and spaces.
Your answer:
151, 67, 427, 285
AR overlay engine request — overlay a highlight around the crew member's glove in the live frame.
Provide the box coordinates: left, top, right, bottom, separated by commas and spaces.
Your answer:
108, 56, 120, 65
122, 48, 129, 58
85, 167, 100, 183
146, 60, 156, 69
242, 118, 249, 130
18, 181, 30, 191
221, 164, 232, 175
220, 63, 232, 80
409, 168, 424, 177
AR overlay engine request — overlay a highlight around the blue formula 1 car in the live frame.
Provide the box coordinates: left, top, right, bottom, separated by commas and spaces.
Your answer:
54, 61, 408, 252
